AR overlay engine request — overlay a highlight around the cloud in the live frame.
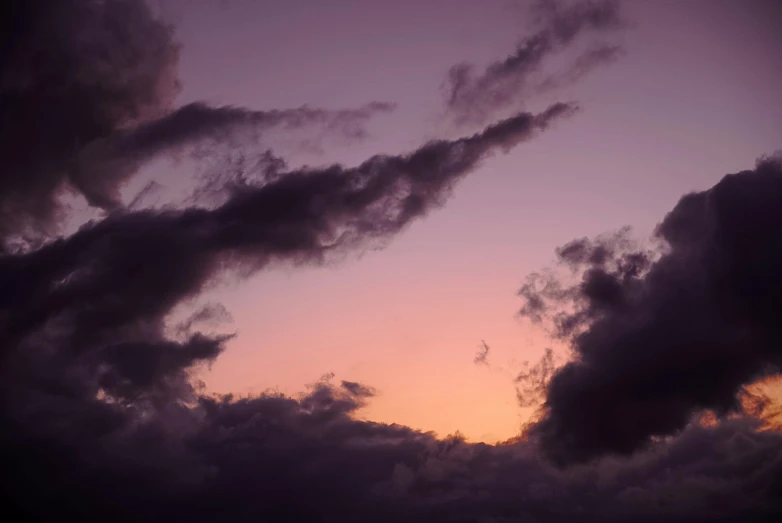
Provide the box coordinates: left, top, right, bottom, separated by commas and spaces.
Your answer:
0, 0, 394, 248
73, 101, 397, 211
474, 340, 491, 365
3, 1, 780, 521
535, 43, 625, 92
515, 347, 557, 409
0, 0, 575, 444
0, 102, 576, 459
519, 156, 782, 466
0, 0, 180, 243
444, 0, 624, 126
3, 375, 781, 522
0, 10, 575, 517
6, 156, 781, 523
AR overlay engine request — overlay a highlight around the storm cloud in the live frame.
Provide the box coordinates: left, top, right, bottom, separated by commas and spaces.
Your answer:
520, 156, 782, 466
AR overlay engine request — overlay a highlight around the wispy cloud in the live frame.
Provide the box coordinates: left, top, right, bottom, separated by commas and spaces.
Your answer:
444, 0, 625, 127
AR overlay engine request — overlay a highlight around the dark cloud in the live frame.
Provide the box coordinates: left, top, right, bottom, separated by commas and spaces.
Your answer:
3, 1, 780, 521
0, 119, 622, 518
0, 0, 394, 248
519, 156, 782, 466
0, 101, 575, 409
444, 0, 624, 126
0, 0, 575, 442
2, 375, 781, 522
0, 0, 180, 243
74, 101, 397, 210
0, 93, 573, 521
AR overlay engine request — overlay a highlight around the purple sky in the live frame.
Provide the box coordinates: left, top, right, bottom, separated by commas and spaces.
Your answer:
147, 0, 782, 441
4, 1, 782, 521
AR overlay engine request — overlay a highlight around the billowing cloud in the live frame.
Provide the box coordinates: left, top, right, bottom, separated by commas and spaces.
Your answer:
444, 0, 624, 126
3, 373, 781, 522
519, 156, 782, 466
0, 0, 180, 242
0, 0, 394, 248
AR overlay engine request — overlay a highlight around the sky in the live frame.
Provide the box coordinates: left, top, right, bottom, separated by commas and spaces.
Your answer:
153, 0, 782, 442
2, 1, 782, 522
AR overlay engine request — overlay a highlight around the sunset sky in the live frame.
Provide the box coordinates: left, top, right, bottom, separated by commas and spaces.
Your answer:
3, 1, 782, 521
151, 0, 782, 442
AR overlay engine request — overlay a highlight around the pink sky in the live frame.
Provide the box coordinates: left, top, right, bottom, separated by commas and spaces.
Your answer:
151, 0, 782, 442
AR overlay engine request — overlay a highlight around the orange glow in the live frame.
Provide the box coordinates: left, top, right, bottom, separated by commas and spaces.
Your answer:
741, 376, 782, 431
200, 244, 561, 443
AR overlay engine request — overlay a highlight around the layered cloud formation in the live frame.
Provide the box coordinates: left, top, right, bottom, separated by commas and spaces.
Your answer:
1, 1, 780, 522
